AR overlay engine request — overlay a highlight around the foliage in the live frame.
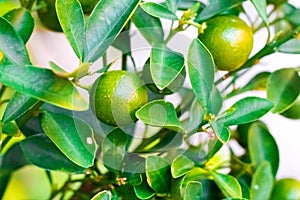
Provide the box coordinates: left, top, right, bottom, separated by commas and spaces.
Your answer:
0, 0, 300, 199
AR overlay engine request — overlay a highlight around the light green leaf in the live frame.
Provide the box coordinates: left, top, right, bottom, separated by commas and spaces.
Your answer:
91, 190, 112, 200
20, 134, 85, 172
250, 161, 274, 200
133, 177, 155, 199
131, 6, 164, 44
267, 68, 300, 113
41, 110, 97, 168
171, 155, 195, 178
2, 121, 19, 136
85, 0, 140, 62
136, 99, 182, 131
140, 2, 178, 20
0, 64, 88, 111
186, 99, 204, 135
146, 155, 171, 194
250, 0, 270, 31
279, 38, 300, 54
213, 172, 242, 198
0, 17, 30, 65
188, 39, 215, 112
150, 43, 185, 90
166, 0, 180, 12
220, 97, 274, 126
56, 0, 86, 60
209, 119, 230, 143
248, 122, 279, 176
3, 8, 34, 44
184, 181, 203, 200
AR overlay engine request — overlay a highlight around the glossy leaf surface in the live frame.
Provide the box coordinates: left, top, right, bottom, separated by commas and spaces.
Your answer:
140, 2, 178, 20
184, 181, 203, 200
213, 172, 242, 198
91, 190, 112, 200
171, 155, 195, 178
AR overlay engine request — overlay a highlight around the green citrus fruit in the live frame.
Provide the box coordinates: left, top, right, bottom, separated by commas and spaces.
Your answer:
267, 0, 287, 6
141, 58, 186, 95
198, 15, 254, 71
270, 178, 300, 200
93, 70, 148, 126
37, 0, 62, 32
281, 95, 300, 119
79, 0, 99, 14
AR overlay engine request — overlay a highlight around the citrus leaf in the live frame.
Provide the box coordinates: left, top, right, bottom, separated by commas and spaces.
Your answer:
56, 0, 86, 60
140, 2, 178, 20
85, 0, 140, 62
0, 64, 88, 111
3, 8, 34, 44
20, 134, 85, 172
131, 6, 164, 44
2, 121, 20, 136
171, 155, 195, 178
150, 43, 185, 90
185, 99, 204, 135
184, 181, 203, 200
248, 121, 279, 176
41, 110, 97, 168
165, 0, 180, 12
250, 0, 269, 30
212, 172, 242, 198
209, 119, 230, 143
250, 161, 274, 200
133, 177, 155, 199
91, 190, 112, 200
0, 17, 30, 65
267, 68, 300, 113
220, 97, 274, 126
279, 38, 300, 54
195, 0, 245, 22
146, 155, 171, 194
136, 99, 182, 131
188, 39, 215, 112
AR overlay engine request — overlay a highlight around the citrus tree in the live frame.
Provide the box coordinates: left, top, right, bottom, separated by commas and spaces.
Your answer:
1, 0, 300, 199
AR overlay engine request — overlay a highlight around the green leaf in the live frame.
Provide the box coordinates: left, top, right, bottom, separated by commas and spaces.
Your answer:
0, 64, 88, 111
146, 155, 171, 194
248, 121, 279, 176
131, 6, 164, 44
2, 92, 40, 123
211, 86, 223, 115
171, 155, 195, 178
219, 97, 274, 126
212, 172, 242, 198
102, 128, 128, 171
279, 38, 300, 54
195, 0, 245, 22
133, 177, 155, 199
91, 190, 112, 200
41, 110, 97, 168
20, 134, 85, 172
3, 8, 34, 44
0, 17, 30, 65
250, 161, 274, 200
283, 4, 300, 26
209, 119, 230, 143
56, 0, 86, 60
85, 0, 140, 62
136, 99, 182, 131
186, 99, 204, 135
250, 0, 269, 31
182, 167, 208, 185
166, 0, 180, 12
184, 181, 203, 200
140, 2, 178, 20
267, 68, 300, 113
188, 39, 215, 112
150, 44, 185, 90
2, 121, 19, 136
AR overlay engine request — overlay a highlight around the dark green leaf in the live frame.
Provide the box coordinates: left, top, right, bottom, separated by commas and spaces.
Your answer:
3, 8, 34, 44
85, 0, 140, 62
267, 68, 300, 113
91, 190, 112, 200
171, 155, 195, 178
56, 0, 86, 60
2, 92, 39, 123
2, 121, 19, 136
209, 119, 230, 143
219, 97, 274, 126
0, 17, 30, 65
102, 128, 128, 171
0, 64, 88, 111
195, 0, 245, 22
250, 161, 274, 200
133, 177, 155, 199
248, 122, 279, 176
281, 95, 300, 119
131, 6, 164, 44
20, 134, 85, 172
136, 99, 182, 131
140, 2, 178, 20
184, 181, 203, 200
150, 44, 185, 90
188, 39, 215, 112
146, 155, 171, 194
213, 172, 242, 198
41, 110, 97, 168
279, 38, 300, 54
